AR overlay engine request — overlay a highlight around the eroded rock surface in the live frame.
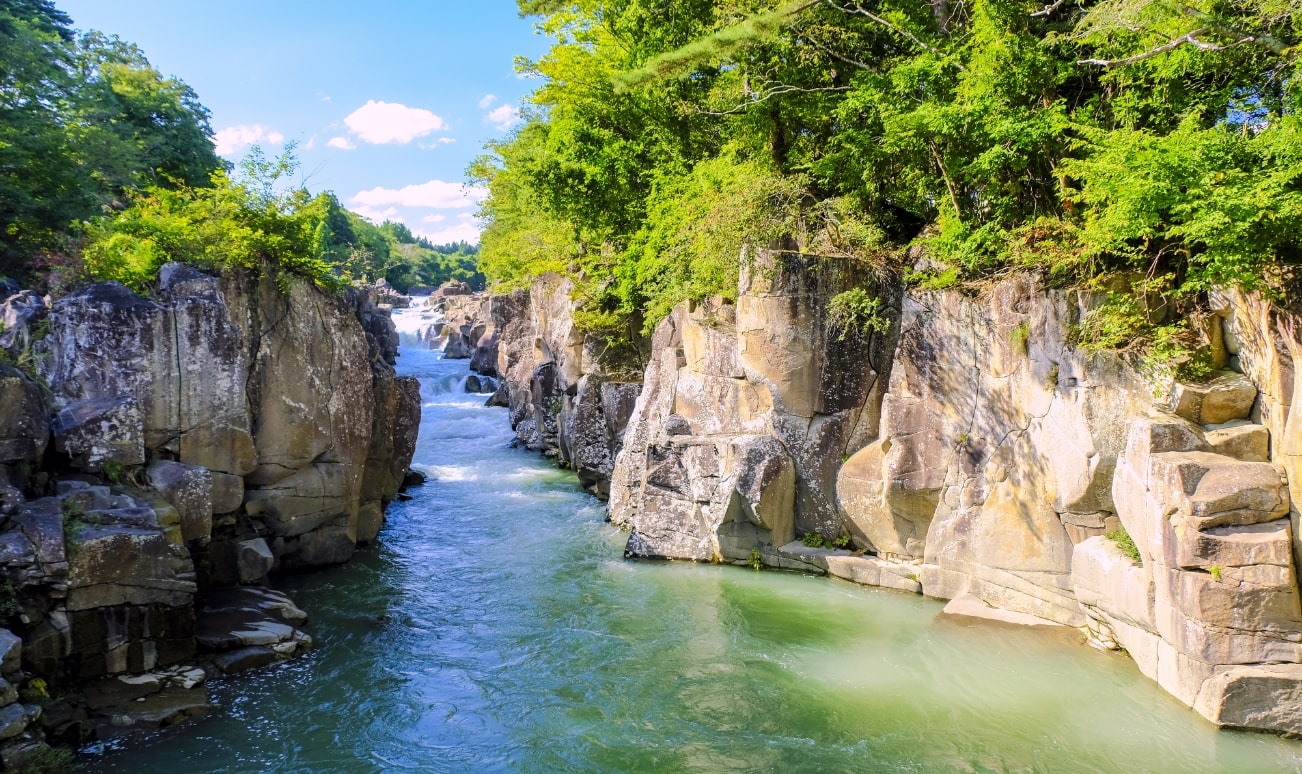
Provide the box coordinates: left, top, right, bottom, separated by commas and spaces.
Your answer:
610, 251, 896, 560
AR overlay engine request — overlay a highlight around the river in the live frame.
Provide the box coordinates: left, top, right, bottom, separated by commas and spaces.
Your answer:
86, 306, 1302, 772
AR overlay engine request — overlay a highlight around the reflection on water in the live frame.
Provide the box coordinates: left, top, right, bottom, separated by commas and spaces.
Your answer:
86, 308, 1302, 773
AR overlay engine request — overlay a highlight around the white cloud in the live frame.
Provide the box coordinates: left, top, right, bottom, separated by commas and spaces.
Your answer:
416, 221, 482, 244
478, 94, 497, 109
422, 214, 447, 224
303, 135, 318, 151
213, 124, 285, 156
352, 205, 400, 223
485, 105, 522, 131
350, 180, 485, 210
327, 136, 357, 150
343, 100, 446, 144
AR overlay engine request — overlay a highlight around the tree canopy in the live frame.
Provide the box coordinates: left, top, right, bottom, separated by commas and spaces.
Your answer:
0, 1, 223, 283
475, 0, 1302, 341
0, 1, 483, 296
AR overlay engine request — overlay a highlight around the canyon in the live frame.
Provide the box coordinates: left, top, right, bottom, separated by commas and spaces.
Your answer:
431, 252, 1302, 738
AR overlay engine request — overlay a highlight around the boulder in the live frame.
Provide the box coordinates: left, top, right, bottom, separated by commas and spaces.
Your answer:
1166, 371, 1258, 425
65, 506, 197, 612
0, 630, 20, 674
237, 538, 274, 584
51, 397, 145, 470
147, 460, 212, 544
1204, 422, 1270, 462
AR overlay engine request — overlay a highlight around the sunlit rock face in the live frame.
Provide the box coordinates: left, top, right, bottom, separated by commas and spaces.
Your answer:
571, 254, 1302, 735
32, 264, 419, 571
608, 250, 896, 561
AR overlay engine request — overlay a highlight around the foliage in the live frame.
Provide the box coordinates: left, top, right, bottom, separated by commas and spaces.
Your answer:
1106, 526, 1142, 564
827, 287, 891, 342
0, 2, 219, 284
82, 147, 348, 292
8, 744, 77, 774
749, 547, 763, 570
1209, 564, 1223, 582
474, 0, 1302, 345
802, 532, 826, 548
0, 579, 19, 621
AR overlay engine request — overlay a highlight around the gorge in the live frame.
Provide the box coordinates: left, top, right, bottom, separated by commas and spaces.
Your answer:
85, 299, 1302, 772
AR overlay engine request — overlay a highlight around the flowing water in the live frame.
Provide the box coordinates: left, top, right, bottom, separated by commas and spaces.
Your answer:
86, 305, 1302, 772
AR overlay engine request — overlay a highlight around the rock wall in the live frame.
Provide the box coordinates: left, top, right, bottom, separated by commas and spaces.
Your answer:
0, 264, 419, 750
35, 265, 420, 571
447, 275, 643, 500
608, 251, 896, 559
577, 254, 1302, 736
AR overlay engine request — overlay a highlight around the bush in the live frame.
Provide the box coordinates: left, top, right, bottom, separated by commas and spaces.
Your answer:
827, 287, 891, 342
81, 147, 343, 293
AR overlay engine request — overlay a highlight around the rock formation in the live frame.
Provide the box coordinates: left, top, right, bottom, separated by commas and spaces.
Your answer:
467, 250, 1302, 736
0, 264, 419, 752
446, 275, 643, 500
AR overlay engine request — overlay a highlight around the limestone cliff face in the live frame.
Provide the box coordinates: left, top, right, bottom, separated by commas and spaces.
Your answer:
0, 264, 418, 746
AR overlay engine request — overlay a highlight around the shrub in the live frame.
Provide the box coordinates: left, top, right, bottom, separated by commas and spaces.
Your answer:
82, 146, 344, 293
827, 288, 891, 342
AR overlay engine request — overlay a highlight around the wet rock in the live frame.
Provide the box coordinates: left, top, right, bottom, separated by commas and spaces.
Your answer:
465, 375, 483, 393
1194, 664, 1302, 734
823, 555, 922, 594
197, 586, 311, 671
0, 702, 31, 740
942, 594, 1064, 628
213, 646, 277, 674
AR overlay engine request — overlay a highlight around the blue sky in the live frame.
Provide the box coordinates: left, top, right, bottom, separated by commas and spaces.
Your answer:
57, 1, 551, 244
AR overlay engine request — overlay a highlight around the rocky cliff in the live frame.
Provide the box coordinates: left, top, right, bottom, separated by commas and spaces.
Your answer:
0, 264, 419, 756
438, 275, 643, 500
468, 252, 1302, 737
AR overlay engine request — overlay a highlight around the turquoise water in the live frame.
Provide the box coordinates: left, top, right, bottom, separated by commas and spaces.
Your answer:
85, 329, 1302, 772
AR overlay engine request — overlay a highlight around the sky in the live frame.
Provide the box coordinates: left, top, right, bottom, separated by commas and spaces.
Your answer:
56, 1, 552, 245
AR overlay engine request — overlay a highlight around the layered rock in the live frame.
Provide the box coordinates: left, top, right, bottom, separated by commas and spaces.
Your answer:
587, 259, 1302, 734
1073, 413, 1300, 734
0, 265, 419, 750
838, 276, 1151, 626
609, 250, 897, 559
35, 265, 420, 571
